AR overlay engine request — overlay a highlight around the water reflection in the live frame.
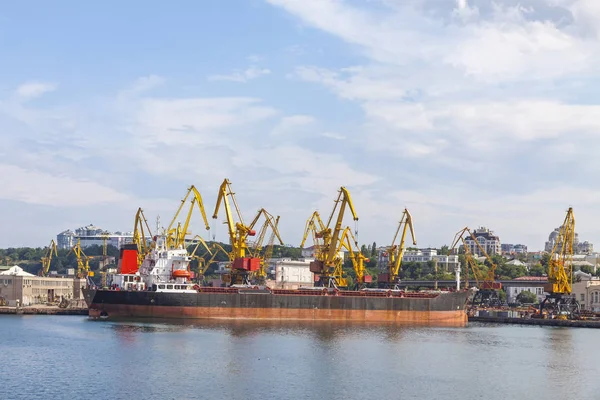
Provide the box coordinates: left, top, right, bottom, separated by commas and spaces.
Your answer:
545, 328, 576, 399
103, 317, 415, 342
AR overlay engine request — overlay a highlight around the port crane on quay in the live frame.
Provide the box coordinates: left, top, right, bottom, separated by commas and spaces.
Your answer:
212, 179, 282, 286
378, 208, 416, 288
39, 239, 58, 277
540, 207, 579, 319
449, 227, 502, 307
300, 187, 365, 288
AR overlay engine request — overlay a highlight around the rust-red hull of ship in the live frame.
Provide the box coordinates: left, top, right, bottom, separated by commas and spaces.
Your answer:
84, 288, 469, 327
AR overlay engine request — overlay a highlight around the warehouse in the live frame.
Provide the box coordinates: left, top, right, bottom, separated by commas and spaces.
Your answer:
0, 266, 85, 307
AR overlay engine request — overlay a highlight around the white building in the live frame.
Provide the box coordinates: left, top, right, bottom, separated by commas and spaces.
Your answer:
0, 266, 85, 306
572, 271, 600, 311
301, 245, 318, 259
501, 243, 528, 255
269, 258, 314, 289
378, 248, 460, 273
503, 276, 548, 304
545, 227, 594, 255
57, 224, 133, 250
463, 227, 501, 256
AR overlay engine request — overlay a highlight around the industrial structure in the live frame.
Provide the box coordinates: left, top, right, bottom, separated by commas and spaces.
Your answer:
450, 227, 502, 307
540, 207, 579, 318
378, 208, 416, 288
300, 187, 366, 288
212, 179, 282, 286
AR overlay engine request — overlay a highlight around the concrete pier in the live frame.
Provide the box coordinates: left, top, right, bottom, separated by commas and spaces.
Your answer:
0, 306, 88, 315
469, 315, 600, 328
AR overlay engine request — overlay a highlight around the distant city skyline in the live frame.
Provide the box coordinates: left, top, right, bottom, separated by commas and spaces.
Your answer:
2, 1, 600, 251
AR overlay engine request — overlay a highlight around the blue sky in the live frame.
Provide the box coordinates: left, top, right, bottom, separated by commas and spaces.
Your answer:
1, 0, 600, 251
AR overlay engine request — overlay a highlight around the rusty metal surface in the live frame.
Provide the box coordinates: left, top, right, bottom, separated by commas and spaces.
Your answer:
84, 288, 468, 326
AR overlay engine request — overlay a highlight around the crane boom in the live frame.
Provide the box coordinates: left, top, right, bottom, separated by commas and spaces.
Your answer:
40, 240, 58, 277
301, 187, 359, 288
167, 185, 210, 249
378, 208, 416, 287
212, 179, 280, 285
325, 187, 358, 265
70, 239, 91, 280
547, 207, 575, 295
449, 226, 501, 307
213, 179, 250, 260
539, 207, 580, 319
133, 207, 154, 267
337, 227, 370, 287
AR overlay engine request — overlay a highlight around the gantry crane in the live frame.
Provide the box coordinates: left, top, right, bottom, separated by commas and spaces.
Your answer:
166, 185, 211, 250
212, 179, 281, 285
300, 187, 358, 288
39, 240, 58, 277
300, 211, 326, 260
248, 212, 284, 283
449, 227, 502, 307
378, 208, 416, 288
70, 239, 92, 281
540, 207, 579, 319
133, 207, 154, 267
337, 227, 370, 289
254, 216, 283, 284
191, 242, 228, 283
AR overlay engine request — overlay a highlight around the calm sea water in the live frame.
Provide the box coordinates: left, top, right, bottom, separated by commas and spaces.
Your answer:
1, 316, 599, 400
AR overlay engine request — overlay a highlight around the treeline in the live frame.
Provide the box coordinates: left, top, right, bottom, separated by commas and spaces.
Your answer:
5, 243, 596, 281
0, 243, 303, 277
0, 245, 120, 276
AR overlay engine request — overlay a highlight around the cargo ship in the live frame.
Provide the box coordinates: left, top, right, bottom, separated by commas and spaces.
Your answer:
83, 236, 470, 326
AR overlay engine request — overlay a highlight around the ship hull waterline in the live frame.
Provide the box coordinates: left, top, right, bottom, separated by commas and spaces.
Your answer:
83, 289, 469, 327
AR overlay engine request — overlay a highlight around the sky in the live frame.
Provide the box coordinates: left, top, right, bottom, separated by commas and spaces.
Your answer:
1, 0, 599, 251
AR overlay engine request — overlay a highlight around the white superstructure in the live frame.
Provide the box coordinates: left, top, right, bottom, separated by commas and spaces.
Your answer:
108, 236, 196, 293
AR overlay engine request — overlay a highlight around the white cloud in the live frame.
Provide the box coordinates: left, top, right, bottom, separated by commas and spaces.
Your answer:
208, 67, 271, 83
266, 0, 600, 249
0, 164, 129, 206
322, 132, 345, 140
271, 114, 315, 136
15, 82, 57, 100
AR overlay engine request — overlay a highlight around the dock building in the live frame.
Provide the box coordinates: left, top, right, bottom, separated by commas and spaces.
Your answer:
0, 266, 85, 307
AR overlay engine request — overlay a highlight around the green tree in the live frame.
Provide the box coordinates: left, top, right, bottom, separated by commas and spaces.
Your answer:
529, 263, 546, 277
498, 289, 507, 302
371, 242, 377, 257
439, 245, 449, 256
580, 265, 594, 275
540, 253, 551, 269
516, 290, 537, 304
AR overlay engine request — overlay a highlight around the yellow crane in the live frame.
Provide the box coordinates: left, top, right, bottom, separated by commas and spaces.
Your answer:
133, 207, 154, 267
39, 240, 58, 277
378, 208, 416, 288
254, 215, 283, 284
166, 185, 211, 250
212, 179, 280, 285
337, 227, 370, 288
192, 242, 228, 282
300, 187, 358, 288
248, 211, 284, 281
70, 239, 92, 280
300, 211, 326, 260
540, 207, 579, 319
449, 227, 501, 307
